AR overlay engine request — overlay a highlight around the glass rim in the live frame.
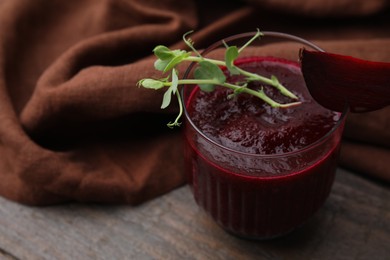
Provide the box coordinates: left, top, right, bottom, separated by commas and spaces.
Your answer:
182, 30, 349, 159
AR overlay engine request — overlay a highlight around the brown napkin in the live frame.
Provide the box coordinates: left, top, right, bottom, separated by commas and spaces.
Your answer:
341, 107, 390, 182
0, 0, 389, 206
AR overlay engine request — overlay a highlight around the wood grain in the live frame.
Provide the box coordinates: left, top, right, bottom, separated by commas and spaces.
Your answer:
0, 168, 389, 260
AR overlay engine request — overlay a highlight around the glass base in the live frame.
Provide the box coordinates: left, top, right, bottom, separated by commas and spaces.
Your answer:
220, 224, 298, 241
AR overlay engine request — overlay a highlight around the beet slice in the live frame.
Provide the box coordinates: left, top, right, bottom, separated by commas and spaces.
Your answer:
300, 49, 390, 113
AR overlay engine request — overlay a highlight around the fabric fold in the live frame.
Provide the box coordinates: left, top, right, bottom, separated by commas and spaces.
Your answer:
0, 0, 389, 206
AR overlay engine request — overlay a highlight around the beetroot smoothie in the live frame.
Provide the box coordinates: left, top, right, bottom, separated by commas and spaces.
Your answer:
183, 56, 346, 239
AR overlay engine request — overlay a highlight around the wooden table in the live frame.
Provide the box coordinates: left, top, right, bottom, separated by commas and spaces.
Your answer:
0, 168, 389, 260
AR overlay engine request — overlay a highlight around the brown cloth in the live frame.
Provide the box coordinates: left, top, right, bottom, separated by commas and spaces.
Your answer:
0, 0, 389, 206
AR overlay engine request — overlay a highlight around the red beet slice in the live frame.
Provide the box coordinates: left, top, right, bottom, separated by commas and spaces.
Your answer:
300, 49, 390, 113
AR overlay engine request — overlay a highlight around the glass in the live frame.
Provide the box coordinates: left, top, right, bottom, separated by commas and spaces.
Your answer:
182, 31, 348, 239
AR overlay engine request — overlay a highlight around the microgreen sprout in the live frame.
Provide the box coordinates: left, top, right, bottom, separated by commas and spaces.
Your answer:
137, 29, 301, 128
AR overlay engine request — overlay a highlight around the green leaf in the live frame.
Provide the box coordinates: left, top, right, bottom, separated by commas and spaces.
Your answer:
138, 79, 165, 89
171, 69, 179, 94
194, 61, 226, 92
163, 55, 182, 73
160, 69, 179, 109
172, 49, 188, 57
153, 47, 190, 72
198, 83, 215, 92
197, 61, 226, 83
225, 46, 240, 75
163, 52, 191, 73
153, 45, 174, 60
154, 59, 170, 71
161, 87, 173, 109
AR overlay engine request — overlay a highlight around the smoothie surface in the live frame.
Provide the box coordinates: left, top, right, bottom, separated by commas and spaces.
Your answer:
187, 57, 341, 155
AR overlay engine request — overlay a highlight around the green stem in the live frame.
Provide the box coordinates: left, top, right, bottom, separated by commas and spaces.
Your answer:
238, 30, 263, 53
167, 90, 184, 128
185, 56, 225, 66
222, 82, 301, 108
184, 56, 298, 100
161, 79, 301, 108
235, 67, 298, 99
163, 78, 220, 86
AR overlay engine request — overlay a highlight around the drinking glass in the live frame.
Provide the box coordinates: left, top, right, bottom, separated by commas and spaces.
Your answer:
182, 31, 348, 239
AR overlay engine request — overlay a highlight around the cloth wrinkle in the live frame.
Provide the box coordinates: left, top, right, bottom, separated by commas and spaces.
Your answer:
0, 0, 388, 205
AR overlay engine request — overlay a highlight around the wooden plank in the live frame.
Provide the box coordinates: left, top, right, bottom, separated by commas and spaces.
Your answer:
0, 168, 389, 259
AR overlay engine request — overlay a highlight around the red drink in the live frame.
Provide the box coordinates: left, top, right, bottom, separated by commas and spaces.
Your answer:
183, 34, 347, 239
